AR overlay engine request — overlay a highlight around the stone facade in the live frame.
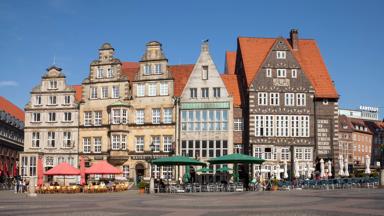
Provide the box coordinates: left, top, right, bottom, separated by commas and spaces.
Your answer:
21, 66, 80, 182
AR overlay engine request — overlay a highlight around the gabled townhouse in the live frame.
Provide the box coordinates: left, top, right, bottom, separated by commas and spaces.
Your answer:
234, 29, 339, 178
21, 66, 81, 182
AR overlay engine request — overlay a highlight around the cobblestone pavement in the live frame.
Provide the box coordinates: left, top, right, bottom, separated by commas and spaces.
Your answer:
0, 188, 383, 216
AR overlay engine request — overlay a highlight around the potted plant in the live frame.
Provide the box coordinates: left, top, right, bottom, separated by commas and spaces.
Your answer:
137, 181, 148, 194
271, 178, 279, 191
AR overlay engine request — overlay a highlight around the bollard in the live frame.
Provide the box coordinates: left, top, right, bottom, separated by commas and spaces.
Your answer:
28, 177, 37, 197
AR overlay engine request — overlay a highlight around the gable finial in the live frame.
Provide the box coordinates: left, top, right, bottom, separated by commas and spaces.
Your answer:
201, 39, 209, 52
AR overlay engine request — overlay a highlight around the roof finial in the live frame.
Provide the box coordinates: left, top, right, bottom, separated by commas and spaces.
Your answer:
53, 54, 56, 66
201, 39, 209, 52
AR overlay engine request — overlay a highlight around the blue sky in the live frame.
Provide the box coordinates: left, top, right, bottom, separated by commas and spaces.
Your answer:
0, 0, 383, 118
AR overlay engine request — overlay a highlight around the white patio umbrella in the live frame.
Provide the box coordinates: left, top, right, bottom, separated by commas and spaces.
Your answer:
283, 161, 288, 179
294, 160, 300, 178
344, 158, 349, 177
338, 155, 344, 176
320, 159, 325, 178
327, 160, 332, 177
365, 155, 371, 174
306, 162, 312, 178
276, 164, 281, 180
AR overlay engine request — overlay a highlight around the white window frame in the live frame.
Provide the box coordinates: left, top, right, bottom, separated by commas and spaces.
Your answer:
90, 87, 98, 99
122, 165, 129, 178
63, 131, 72, 148
159, 82, 168, 96
135, 136, 144, 152
148, 83, 157, 96
137, 83, 145, 97
83, 138, 91, 153
94, 111, 102, 126
48, 112, 56, 122
32, 132, 40, 148
234, 118, 243, 131
144, 64, 151, 75
154, 64, 162, 74
202, 66, 208, 80
101, 86, 108, 98
49, 80, 58, 89
84, 112, 92, 126
296, 93, 306, 106
96, 67, 103, 78
112, 86, 119, 98
32, 113, 41, 122
152, 108, 161, 124
107, 67, 113, 78
163, 108, 172, 124
277, 69, 287, 78
201, 88, 209, 98
94, 137, 102, 153
136, 109, 144, 125
292, 69, 297, 78
266, 68, 272, 77
152, 136, 160, 152
285, 93, 295, 106
213, 87, 221, 98
47, 131, 56, 148
49, 95, 57, 105
276, 51, 286, 59
163, 136, 172, 152
258, 92, 268, 105
112, 134, 121, 150
270, 93, 280, 106
35, 95, 42, 105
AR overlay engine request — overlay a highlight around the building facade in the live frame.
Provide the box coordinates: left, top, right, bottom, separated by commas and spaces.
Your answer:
338, 115, 353, 165
21, 66, 80, 181
350, 118, 373, 166
0, 97, 24, 178
178, 42, 234, 176
234, 29, 339, 178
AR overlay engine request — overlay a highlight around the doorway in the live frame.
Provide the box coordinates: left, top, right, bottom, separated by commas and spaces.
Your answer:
135, 163, 145, 184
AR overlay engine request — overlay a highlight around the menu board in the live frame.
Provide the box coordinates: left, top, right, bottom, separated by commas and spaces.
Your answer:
317, 119, 332, 157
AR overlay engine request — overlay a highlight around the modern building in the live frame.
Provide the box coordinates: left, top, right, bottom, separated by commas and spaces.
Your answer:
178, 42, 234, 177
0, 96, 24, 177
20, 66, 81, 182
234, 29, 339, 179
339, 106, 379, 121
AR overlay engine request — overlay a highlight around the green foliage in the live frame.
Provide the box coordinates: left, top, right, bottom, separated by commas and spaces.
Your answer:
137, 181, 149, 189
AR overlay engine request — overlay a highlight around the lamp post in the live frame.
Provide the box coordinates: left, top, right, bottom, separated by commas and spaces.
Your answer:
149, 142, 155, 194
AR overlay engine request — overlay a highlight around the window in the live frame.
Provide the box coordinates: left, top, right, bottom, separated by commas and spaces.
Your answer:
144, 64, 151, 75
90, 87, 98, 99
285, 93, 295, 106
49, 96, 57, 105
201, 88, 209, 98
32, 113, 41, 122
122, 109, 128, 124
152, 136, 160, 152
137, 83, 145, 97
83, 138, 91, 153
202, 66, 208, 80
292, 69, 297, 78
304, 148, 312, 160
234, 118, 243, 131
94, 111, 102, 126
112, 135, 121, 150
112, 86, 119, 98
122, 165, 129, 178
162, 166, 172, 179
190, 88, 197, 98
64, 112, 72, 122
154, 64, 162, 74
28, 156, 36, 176
323, 99, 329, 105
277, 69, 287, 78
48, 112, 56, 122
159, 82, 168, 96
45, 156, 54, 167
152, 108, 160, 124
213, 87, 221, 98
49, 80, 57, 89
112, 109, 121, 124
296, 93, 306, 106
163, 136, 173, 152
94, 137, 101, 153
254, 147, 262, 159
101, 86, 108, 98
163, 108, 172, 124
281, 148, 290, 161
270, 93, 279, 106
35, 95, 42, 105
107, 67, 113, 78
96, 67, 103, 78
136, 136, 144, 152
276, 51, 286, 59
295, 148, 303, 160
136, 109, 144, 125
148, 83, 157, 96
63, 131, 72, 148
234, 144, 243, 154
266, 68, 272, 77
84, 112, 92, 126
47, 131, 56, 148
32, 132, 40, 148
121, 135, 126, 150
258, 92, 268, 105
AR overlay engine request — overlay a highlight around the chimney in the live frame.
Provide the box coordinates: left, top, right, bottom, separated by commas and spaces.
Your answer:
290, 29, 299, 50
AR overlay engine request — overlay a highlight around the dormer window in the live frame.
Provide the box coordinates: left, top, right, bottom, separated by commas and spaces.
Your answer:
202, 66, 208, 80
277, 69, 287, 78
266, 68, 272, 77
96, 68, 103, 79
49, 80, 57, 89
277, 51, 286, 59
154, 64, 162, 74
144, 64, 151, 75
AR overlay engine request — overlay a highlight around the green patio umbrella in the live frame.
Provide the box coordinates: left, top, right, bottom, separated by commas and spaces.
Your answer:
208, 154, 264, 183
152, 156, 206, 166
183, 165, 191, 183
216, 167, 233, 172
196, 167, 213, 173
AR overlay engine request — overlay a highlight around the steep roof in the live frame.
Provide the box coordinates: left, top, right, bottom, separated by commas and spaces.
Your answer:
238, 37, 338, 99
349, 118, 373, 134
221, 74, 241, 107
121, 62, 140, 81
168, 64, 194, 97
0, 96, 25, 122
71, 85, 82, 102
224, 51, 236, 75
339, 115, 353, 133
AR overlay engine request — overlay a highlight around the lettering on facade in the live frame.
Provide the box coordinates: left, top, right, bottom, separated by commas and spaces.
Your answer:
273, 78, 290, 87
317, 119, 331, 156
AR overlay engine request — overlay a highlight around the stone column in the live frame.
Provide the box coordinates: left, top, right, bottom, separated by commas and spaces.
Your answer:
28, 177, 37, 197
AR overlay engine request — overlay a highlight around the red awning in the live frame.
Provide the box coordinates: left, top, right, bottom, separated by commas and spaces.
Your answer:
85, 160, 122, 175
44, 162, 80, 176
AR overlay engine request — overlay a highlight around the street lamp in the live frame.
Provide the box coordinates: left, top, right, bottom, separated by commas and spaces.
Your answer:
149, 142, 155, 194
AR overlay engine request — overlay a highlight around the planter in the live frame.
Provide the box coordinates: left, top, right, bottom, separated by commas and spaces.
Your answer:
271, 185, 278, 191
139, 188, 145, 194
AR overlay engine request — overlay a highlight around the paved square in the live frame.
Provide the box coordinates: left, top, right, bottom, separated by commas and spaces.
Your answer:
0, 189, 383, 216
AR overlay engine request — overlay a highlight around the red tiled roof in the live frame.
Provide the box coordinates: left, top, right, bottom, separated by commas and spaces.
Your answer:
71, 85, 82, 102
121, 62, 140, 81
0, 96, 25, 122
238, 37, 339, 99
221, 74, 241, 107
169, 64, 194, 97
349, 118, 373, 134
224, 51, 236, 75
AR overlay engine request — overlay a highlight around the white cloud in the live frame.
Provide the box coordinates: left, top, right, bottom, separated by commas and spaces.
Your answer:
0, 81, 19, 87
